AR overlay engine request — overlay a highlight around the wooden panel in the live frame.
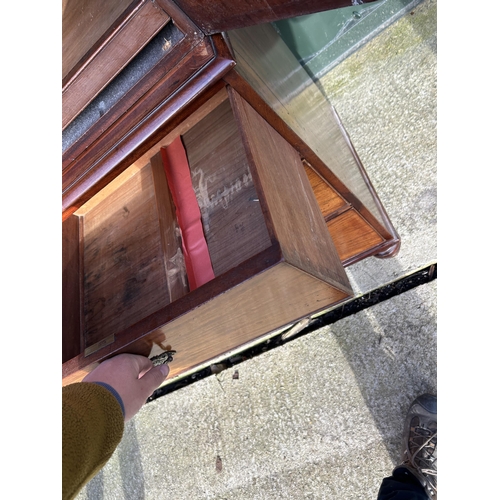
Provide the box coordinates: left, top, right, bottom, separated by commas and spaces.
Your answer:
182, 99, 272, 276
223, 71, 400, 263
62, 0, 135, 79
148, 263, 350, 377
172, 0, 377, 35
81, 165, 171, 350
62, 214, 82, 363
128, 87, 230, 173
229, 89, 351, 293
63, 262, 350, 385
62, 243, 285, 384
327, 209, 384, 263
62, 40, 234, 220
304, 162, 348, 218
150, 153, 189, 302
63, 0, 170, 129
63, 2, 204, 159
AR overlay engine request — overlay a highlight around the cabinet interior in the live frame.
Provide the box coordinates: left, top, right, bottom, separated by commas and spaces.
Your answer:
63, 88, 274, 363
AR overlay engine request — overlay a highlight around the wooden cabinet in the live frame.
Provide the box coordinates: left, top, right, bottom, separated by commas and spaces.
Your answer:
62, 0, 398, 385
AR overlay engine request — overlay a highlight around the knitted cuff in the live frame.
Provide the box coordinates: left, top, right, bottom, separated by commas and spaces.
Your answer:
92, 382, 125, 418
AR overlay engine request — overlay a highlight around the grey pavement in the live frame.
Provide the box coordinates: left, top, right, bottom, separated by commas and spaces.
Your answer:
77, 1, 437, 498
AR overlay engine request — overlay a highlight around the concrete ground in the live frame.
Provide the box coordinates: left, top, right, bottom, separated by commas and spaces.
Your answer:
77, 0, 437, 498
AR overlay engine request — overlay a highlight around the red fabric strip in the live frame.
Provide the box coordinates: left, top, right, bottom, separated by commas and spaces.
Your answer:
160, 137, 215, 290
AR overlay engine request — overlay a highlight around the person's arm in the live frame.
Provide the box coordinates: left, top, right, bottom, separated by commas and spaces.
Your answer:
62, 354, 169, 500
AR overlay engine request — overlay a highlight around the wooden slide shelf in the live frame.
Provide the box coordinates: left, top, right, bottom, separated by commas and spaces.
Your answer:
62, 87, 353, 385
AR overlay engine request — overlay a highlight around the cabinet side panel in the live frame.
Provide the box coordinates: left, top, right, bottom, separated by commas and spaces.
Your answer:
62, 214, 82, 363
229, 89, 351, 293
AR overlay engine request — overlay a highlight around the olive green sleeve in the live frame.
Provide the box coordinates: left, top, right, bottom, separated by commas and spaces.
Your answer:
62, 382, 125, 500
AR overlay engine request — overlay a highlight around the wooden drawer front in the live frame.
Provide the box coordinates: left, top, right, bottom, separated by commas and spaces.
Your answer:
304, 161, 390, 265
304, 163, 347, 217
326, 210, 384, 263
62, 87, 352, 383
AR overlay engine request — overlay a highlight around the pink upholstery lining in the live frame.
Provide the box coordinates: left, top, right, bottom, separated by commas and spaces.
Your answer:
160, 137, 215, 290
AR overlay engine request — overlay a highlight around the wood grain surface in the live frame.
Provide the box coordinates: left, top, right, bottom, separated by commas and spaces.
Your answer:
182, 99, 272, 276
62, 214, 83, 363
229, 89, 351, 293
81, 165, 170, 350
63, 0, 170, 129
304, 162, 349, 218
327, 210, 384, 262
63, 0, 135, 80
150, 153, 189, 302
126, 88, 229, 172
144, 262, 351, 378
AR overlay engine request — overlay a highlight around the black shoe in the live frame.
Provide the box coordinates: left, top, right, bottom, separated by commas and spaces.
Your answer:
397, 394, 437, 499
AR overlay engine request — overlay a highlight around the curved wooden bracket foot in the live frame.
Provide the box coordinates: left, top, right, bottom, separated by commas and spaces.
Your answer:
375, 239, 401, 259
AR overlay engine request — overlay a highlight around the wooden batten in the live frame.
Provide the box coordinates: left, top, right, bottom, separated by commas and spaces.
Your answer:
62, 214, 83, 363
150, 152, 189, 302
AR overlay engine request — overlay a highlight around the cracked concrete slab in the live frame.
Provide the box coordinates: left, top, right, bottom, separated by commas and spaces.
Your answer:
80, 281, 436, 500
